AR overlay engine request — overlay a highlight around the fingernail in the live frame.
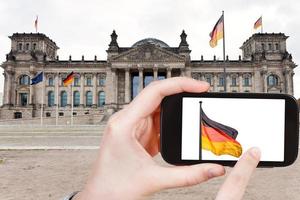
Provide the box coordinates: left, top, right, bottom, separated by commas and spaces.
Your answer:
207, 166, 225, 178
249, 147, 261, 160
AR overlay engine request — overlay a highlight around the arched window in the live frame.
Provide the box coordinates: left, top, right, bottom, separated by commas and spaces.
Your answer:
99, 75, 106, 86
74, 77, 80, 86
231, 76, 237, 86
268, 43, 272, 50
73, 91, 80, 107
243, 74, 251, 86
267, 75, 279, 86
60, 91, 67, 107
86, 77, 92, 86
218, 76, 224, 86
86, 91, 93, 106
33, 43, 37, 50
98, 91, 105, 107
275, 43, 279, 51
18, 43, 23, 50
48, 91, 55, 107
48, 77, 54, 86
19, 75, 30, 85
25, 43, 30, 50
261, 43, 265, 51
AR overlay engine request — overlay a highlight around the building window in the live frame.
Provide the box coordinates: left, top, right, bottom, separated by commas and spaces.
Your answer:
86, 91, 93, 106
157, 72, 166, 80
60, 91, 67, 107
59, 112, 64, 116
48, 77, 54, 86
86, 77, 92, 86
33, 43, 37, 50
267, 75, 279, 86
244, 90, 250, 92
99, 75, 106, 86
20, 93, 28, 106
218, 76, 224, 86
268, 43, 272, 50
25, 43, 30, 51
46, 112, 51, 117
261, 43, 265, 51
19, 75, 30, 85
243, 75, 251, 86
131, 72, 139, 99
232, 90, 237, 92
73, 91, 80, 107
18, 43, 22, 50
231, 77, 237, 86
98, 91, 105, 107
275, 43, 279, 50
48, 91, 55, 107
144, 73, 154, 87
14, 112, 22, 119
74, 77, 80, 86
205, 75, 212, 85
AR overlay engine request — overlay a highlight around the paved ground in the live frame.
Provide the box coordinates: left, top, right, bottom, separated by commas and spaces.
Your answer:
0, 150, 300, 200
0, 125, 299, 199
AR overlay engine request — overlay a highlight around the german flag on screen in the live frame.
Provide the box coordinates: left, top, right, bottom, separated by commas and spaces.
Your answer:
200, 105, 242, 158
209, 14, 224, 48
63, 71, 74, 86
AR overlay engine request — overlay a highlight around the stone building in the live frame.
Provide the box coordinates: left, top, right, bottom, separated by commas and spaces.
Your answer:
0, 30, 297, 120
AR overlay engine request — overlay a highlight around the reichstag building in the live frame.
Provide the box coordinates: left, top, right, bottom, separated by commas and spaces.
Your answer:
0, 30, 296, 119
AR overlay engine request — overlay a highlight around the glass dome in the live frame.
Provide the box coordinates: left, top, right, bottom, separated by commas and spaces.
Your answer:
132, 38, 169, 48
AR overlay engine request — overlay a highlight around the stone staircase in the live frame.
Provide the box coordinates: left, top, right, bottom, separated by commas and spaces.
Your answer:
0, 124, 107, 149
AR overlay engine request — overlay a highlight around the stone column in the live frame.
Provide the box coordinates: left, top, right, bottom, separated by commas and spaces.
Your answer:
138, 68, 143, 93
239, 73, 243, 92
153, 68, 158, 81
80, 73, 85, 106
263, 73, 268, 93
3, 72, 7, 105
92, 73, 97, 106
29, 73, 34, 105
67, 84, 71, 106
213, 73, 218, 92
125, 68, 130, 103
167, 68, 172, 78
5, 71, 12, 105
226, 74, 230, 92
55, 73, 59, 106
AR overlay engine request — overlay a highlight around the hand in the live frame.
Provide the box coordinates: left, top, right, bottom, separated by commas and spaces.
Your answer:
74, 77, 260, 200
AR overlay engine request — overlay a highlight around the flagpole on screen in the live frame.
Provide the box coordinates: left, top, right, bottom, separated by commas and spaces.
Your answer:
222, 11, 227, 92
56, 73, 59, 126
40, 71, 44, 126
199, 101, 202, 160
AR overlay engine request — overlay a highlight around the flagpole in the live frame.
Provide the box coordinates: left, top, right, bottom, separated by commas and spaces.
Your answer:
71, 84, 73, 126
261, 16, 263, 33
222, 10, 226, 92
40, 71, 44, 126
56, 73, 59, 126
199, 101, 202, 160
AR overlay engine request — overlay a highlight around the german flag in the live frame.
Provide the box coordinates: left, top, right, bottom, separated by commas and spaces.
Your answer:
209, 14, 224, 48
63, 71, 74, 86
200, 103, 242, 158
254, 16, 262, 30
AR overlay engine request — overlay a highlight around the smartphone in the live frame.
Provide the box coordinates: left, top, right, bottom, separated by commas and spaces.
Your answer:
160, 92, 299, 167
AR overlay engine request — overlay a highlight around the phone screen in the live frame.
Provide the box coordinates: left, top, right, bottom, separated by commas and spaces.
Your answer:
181, 97, 285, 162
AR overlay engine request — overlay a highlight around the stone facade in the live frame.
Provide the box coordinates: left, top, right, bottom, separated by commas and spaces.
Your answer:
0, 31, 297, 120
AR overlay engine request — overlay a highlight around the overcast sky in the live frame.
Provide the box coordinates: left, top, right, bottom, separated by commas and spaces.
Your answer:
0, 0, 299, 98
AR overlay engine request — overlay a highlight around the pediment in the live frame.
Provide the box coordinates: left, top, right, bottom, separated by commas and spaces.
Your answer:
111, 44, 185, 62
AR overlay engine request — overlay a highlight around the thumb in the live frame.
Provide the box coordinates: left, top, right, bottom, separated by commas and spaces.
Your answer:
154, 164, 225, 190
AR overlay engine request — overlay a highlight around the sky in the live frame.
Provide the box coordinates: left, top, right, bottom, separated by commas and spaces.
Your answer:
0, 0, 299, 98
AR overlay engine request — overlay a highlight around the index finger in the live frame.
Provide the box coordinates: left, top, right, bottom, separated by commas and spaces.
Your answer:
215, 147, 261, 200
127, 77, 210, 123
